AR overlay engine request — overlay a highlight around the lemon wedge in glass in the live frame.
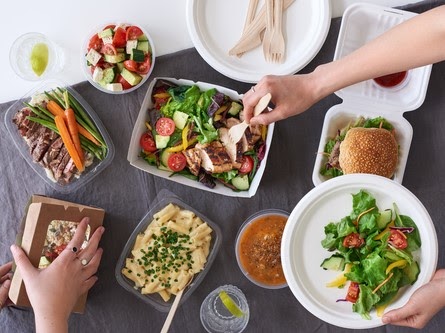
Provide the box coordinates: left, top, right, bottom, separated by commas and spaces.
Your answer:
219, 290, 245, 318
30, 43, 49, 76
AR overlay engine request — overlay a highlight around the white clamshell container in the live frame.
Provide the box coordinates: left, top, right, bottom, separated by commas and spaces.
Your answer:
312, 3, 432, 186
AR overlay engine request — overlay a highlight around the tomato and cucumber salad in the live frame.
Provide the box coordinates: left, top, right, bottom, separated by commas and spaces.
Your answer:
85, 23, 153, 92
138, 79, 269, 192
321, 190, 421, 319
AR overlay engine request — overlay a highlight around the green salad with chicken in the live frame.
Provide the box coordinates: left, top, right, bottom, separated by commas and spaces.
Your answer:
320, 190, 421, 319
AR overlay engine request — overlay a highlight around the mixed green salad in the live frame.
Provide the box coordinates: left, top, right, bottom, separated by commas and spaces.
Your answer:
320, 190, 421, 319
320, 116, 395, 178
139, 79, 268, 191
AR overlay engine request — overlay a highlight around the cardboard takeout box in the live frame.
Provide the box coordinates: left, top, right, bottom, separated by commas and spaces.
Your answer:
9, 195, 105, 313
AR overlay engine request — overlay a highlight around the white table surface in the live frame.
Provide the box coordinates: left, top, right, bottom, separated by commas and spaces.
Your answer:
2, 0, 418, 103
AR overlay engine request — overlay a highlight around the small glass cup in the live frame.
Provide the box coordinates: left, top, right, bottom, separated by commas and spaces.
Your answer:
9, 32, 64, 81
200, 285, 250, 333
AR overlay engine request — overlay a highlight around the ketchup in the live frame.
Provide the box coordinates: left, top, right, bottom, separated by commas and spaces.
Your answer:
373, 71, 408, 88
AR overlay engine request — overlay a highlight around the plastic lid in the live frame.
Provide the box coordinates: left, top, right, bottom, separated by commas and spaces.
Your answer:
333, 3, 432, 113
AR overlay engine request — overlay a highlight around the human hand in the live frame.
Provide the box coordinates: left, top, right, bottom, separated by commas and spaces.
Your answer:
242, 74, 321, 126
10, 217, 104, 331
382, 269, 445, 329
0, 261, 13, 310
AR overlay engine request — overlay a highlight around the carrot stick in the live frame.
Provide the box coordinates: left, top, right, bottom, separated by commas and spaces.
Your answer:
54, 115, 84, 172
77, 126, 101, 146
65, 108, 84, 165
46, 100, 65, 118
47, 100, 101, 146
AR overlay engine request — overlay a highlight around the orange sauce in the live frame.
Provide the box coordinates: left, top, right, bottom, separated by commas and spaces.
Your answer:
238, 214, 287, 286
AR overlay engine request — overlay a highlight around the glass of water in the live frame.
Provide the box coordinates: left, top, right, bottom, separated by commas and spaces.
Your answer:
9, 32, 64, 81
200, 284, 250, 333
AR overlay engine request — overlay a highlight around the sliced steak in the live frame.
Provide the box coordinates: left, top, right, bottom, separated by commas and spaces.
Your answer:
32, 128, 58, 162
54, 151, 72, 181
42, 137, 64, 167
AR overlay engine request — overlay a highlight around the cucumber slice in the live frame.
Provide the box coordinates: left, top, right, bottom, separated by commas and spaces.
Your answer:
321, 255, 345, 271
137, 40, 151, 53
98, 28, 113, 39
402, 261, 420, 285
228, 102, 243, 116
155, 135, 170, 149
377, 209, 392, 229
104, 53, 126, 64
131, 49, 145, 62
173, 111, 189, 130
121, 68, 142, 86
160, 150, 173, 167
231, 175, 249, 190
98, 67, 116, 86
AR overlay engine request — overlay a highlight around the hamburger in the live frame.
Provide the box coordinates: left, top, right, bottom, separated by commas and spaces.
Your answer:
338, 127, 398, 178
321, 117, 398, 179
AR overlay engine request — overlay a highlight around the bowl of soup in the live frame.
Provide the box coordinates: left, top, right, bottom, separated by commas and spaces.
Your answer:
235, 209, 289, 289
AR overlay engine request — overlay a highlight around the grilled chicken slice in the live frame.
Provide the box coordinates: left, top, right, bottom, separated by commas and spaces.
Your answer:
218, 128, 243, 169
195, 141, 232, 173
242, 125, 262, 152
183, 148, 202, 176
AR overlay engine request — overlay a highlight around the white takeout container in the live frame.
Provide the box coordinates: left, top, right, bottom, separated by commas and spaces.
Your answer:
127, 77, 275, 197
312, 3, 432, 186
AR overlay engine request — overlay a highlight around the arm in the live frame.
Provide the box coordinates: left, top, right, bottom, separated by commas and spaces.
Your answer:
243, 5, 445, 125
10, 217, 105, 333
382, 269, 445, 329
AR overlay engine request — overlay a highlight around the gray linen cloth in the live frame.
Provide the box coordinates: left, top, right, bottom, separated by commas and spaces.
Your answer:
1, 1, 444, 332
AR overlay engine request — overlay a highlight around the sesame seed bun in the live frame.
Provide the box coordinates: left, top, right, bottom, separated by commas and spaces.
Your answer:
339, 127, 398, 178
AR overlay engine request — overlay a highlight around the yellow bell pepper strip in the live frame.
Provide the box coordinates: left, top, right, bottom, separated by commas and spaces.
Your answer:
261, 124, 267, 141
145, 121, 152, 131
374, 221, 395, 240
153, 92, 171, 99
165, 144, 184, 153
386, 259, 407, 275
372, 272, 394, 294
355, 206, 376, 226
326, 263, 352, 288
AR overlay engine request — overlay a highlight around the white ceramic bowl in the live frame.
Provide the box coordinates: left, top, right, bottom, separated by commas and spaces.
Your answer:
81, 22, 155, 94
281, 174, 438, 329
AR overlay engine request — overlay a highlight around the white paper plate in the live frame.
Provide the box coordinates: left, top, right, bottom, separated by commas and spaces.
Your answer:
281, 174, 438, 329
186, 0, 331, 83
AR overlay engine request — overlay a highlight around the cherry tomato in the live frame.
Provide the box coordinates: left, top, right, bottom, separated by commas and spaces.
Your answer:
389, 229, 408, 249
126, 26, 144, 40
140, 132, 157, 153
239, 155, 254, 174
156, 118, 176, 136
101, 44, 117, 55
342, 233, 364, 248
345, 282, 360, 303
113, 27, 127, 47
123, 60, 139, 72
88, 33, 103, 51
136, 54, 152, 74
167, 153, 187, 172
116, 74, 133, 90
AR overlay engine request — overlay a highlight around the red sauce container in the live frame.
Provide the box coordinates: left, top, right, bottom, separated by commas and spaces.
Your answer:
373, 71, 408, 88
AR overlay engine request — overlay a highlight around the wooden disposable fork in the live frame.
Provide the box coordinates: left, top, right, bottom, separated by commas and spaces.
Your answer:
262, 0, 274, 62
270, 0, 285, 63
228, 93, 272, 144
